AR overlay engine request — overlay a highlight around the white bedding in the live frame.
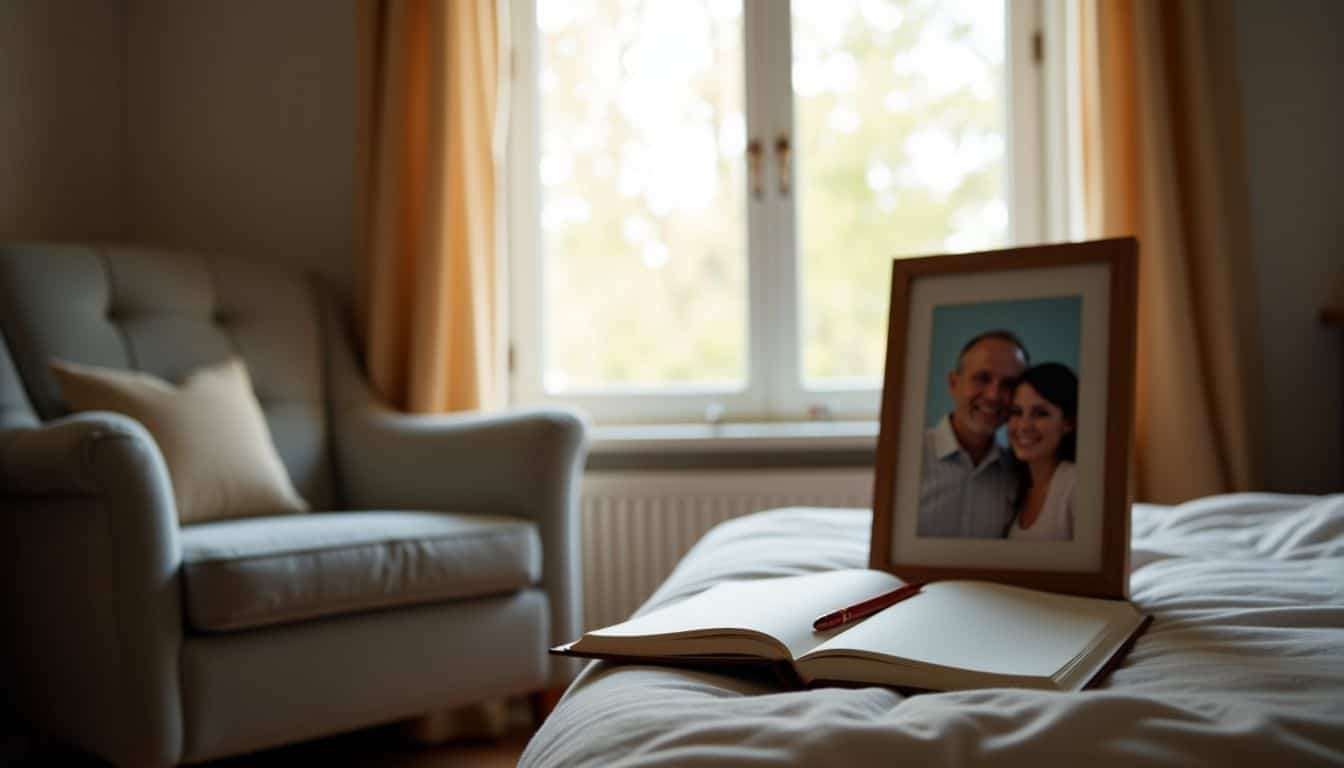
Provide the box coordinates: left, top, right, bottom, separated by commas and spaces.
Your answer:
521, 494, 1344, 767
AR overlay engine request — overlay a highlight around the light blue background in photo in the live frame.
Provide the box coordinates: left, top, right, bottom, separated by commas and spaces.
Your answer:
924, 296, 1082, 428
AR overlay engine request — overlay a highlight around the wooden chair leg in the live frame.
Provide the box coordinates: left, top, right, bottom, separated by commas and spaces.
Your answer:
402, 699, 508, 745
530, 687, 565, 727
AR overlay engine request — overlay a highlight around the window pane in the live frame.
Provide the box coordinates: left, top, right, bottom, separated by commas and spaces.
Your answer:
538, 0, 746, 392
793, 0, 1006, 384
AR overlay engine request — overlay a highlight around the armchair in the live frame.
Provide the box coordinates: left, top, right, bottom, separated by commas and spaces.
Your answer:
0, 244, 587, 766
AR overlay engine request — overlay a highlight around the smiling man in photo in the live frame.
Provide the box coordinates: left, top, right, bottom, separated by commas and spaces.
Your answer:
918, 330, 1030, 538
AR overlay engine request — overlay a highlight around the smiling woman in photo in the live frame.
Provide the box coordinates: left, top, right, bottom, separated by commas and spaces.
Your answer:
1006, 363, 1078, 541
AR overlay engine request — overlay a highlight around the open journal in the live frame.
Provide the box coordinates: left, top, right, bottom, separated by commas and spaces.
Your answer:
553, 569, 1150, 692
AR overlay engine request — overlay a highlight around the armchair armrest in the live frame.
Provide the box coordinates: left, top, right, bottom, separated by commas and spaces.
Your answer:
0, 412, 185, 766
336, 400, 587, 513
319, 280, 589, 685
334, 400, 588, 685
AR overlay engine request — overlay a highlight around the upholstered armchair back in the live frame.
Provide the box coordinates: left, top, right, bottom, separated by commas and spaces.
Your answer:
0, 244, 334, 509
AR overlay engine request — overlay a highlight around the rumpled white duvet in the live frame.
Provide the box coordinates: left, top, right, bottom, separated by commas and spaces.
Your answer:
521, 494, 1344, 767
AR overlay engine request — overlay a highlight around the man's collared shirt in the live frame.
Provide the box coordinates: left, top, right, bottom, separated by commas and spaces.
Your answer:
917, 414, 1017, 539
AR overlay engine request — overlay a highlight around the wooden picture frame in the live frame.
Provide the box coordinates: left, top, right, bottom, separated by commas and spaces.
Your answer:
869, 238, 1138, 599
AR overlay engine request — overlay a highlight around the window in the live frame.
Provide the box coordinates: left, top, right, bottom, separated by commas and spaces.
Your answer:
508, 0, 1068, 424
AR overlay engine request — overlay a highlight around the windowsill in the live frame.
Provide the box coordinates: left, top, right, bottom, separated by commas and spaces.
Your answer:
590, 420, 879, 454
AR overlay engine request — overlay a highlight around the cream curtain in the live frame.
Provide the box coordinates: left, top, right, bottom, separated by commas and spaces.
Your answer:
357, 0, 507, 413
1078, 0, 1262, 502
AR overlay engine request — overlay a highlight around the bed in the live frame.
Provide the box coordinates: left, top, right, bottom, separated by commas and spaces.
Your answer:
520, 494, 1344, 766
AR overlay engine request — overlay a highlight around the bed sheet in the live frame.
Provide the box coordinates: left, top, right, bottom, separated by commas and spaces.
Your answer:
521, 493, 1344, 767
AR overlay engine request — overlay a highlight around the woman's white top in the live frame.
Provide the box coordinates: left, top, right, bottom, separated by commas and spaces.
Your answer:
1007, 460, 1076, 541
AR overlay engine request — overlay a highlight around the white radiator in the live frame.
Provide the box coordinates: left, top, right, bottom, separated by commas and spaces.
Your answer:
580, 469, 873, 631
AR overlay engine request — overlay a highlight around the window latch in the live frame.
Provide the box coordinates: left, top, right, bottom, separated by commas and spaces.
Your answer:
747, 139, 764, 200
775, 134, 791, 198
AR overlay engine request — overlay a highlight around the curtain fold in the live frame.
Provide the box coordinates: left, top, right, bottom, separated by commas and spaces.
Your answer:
358, 0, 505, 413
1079, 0, 1263, 503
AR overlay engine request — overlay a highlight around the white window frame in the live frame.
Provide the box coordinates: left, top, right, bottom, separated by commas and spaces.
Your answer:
507, 0, 1064, 425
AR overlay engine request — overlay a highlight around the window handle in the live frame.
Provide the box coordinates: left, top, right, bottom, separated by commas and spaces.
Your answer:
747, 138, 764, 200
774, 133, 791, 197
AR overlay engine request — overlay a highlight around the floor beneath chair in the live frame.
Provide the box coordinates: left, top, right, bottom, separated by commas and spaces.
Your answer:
198, 720, 533, 768
11, 704, 536, 767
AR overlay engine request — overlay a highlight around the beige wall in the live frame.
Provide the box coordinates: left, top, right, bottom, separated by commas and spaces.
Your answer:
1235, 0, 1344, 493
0, 0, 126, 241
125, 0, 355, 288
0, 0, 354, 286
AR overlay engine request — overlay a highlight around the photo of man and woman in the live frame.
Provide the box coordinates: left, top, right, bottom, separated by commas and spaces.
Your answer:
916, 296, 1082, 542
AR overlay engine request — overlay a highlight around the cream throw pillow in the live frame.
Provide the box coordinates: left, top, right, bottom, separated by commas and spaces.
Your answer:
49, 356, 309, 525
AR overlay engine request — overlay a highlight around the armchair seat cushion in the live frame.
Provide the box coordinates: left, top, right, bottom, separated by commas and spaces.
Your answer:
180, 511, 541, 632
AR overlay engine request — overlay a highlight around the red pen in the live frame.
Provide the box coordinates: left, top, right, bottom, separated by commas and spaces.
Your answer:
812, 582, 924, 631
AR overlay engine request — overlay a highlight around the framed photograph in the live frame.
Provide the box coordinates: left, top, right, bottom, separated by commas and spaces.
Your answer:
869, 238, 1138, 599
